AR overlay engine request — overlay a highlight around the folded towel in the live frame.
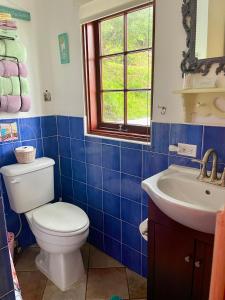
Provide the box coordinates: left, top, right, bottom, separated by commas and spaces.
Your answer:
0, 61, 4, 76
19, 63, 28, 77
0, 60, 28, 77
0, 13, 12, 21
0, 60, 16, 77
0, 28, 18, 39
0, 77, 29, 96
6, 95, 21, 113
11, 77, 29, 96
0, 20, 17, 29
0, 77, 11, 95
20, 96, 31, 112
0, 40, 27, 62
0, 95, 7, 111
0, 25, 17, 31
0, 95, 31, 112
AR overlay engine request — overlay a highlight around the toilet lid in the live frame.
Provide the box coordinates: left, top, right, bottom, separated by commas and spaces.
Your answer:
32, 202, 89, 234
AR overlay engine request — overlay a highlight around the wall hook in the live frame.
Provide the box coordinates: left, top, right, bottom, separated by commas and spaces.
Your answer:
158, 105, 167, 115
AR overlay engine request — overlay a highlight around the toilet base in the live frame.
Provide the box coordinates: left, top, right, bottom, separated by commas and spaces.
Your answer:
35, 248, 85, 291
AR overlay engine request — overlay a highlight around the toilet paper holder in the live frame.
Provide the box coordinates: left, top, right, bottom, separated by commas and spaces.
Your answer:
139, 218, 148, 241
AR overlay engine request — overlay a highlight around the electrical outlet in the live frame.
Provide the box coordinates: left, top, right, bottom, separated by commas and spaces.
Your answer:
177, 143, 197, 157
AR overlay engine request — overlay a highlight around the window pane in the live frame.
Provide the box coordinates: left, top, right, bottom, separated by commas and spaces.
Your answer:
101, 16, 124, 55
102, 92, 124, 123
102, 56, 124, 90
127, 91, 151, 126
127, 6, 153, 51
127, 51, 151, 89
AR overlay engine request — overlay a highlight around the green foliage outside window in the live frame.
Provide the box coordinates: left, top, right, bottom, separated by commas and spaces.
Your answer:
100, 6, 153, 126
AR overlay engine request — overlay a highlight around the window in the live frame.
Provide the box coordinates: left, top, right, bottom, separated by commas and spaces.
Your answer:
82, 3, 154, 141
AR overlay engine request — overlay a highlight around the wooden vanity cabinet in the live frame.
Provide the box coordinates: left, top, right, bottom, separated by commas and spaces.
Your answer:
148, 200, 214, 300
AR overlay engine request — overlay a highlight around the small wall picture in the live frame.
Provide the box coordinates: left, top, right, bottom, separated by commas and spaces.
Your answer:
0, 122, 18, 142
58, 33, 70, 64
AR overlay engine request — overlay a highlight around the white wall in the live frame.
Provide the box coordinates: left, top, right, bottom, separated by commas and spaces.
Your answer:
152, 0, 185, 123
0, 0, 44, 118
34, 0, 84, 117
2, 0, 224, 124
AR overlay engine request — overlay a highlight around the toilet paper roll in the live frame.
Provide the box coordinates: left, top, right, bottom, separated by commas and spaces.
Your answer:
139, 218, 148, 241
15, 146, 34, 153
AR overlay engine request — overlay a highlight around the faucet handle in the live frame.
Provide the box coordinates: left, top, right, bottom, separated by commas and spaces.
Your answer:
192, 159, 207, 180
191, 159, 204, 165
221, 168, 225, 187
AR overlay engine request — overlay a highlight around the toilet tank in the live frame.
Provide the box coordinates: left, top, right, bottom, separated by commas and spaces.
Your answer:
0, 157, 55, 214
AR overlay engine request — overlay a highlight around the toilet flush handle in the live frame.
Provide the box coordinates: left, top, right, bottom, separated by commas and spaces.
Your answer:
11, 178, 21, 184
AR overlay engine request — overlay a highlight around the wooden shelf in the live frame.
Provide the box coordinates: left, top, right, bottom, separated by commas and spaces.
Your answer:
174, 88, 225, 94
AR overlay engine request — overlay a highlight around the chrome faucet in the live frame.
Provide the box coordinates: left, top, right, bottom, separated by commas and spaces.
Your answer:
193, 149, 225, 186
193, 149, 218, 181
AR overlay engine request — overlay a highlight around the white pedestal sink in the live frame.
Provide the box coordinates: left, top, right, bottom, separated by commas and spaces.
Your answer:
142, 165, 225, 234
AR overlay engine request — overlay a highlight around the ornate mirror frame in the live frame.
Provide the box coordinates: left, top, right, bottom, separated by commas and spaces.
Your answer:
181, 0, 225, 76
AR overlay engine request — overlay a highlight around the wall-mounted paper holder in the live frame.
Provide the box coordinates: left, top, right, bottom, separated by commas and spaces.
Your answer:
139, 218, 148, 241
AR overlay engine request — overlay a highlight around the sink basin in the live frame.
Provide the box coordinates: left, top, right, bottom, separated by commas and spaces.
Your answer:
142, 165, 225, 234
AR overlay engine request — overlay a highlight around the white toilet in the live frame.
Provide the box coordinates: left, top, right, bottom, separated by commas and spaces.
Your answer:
1, 157, 89, 291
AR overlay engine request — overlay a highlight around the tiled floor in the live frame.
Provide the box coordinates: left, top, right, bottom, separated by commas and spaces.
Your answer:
15, 244, 147, 300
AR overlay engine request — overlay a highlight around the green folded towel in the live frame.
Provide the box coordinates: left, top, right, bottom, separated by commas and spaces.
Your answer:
109, 297, 122, 300
0, 76, 29, 96
0, 39, 27, 62
11, 77, 29, 95
0, 28, 18, 39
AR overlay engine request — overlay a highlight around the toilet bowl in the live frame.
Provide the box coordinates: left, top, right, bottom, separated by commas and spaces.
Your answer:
26, 202, 89, 291
0, 157, 90, 291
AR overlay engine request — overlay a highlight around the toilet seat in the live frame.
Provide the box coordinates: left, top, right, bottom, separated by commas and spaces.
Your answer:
31, 202, 89, 237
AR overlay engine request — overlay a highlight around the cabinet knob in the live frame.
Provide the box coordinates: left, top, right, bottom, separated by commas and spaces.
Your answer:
184, 256, 191, 263
195, 261, 201, 268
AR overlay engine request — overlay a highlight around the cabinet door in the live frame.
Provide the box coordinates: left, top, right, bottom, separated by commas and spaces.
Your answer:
192, 240, 213, 300
152, 223, 194, 300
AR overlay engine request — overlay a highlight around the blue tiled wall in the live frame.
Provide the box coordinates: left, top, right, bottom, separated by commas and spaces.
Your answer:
2, 114, 225, 280
57, 116, 149, 276
0, 116, 60, 248
0, 197, 15, 300
57, 116, 225, 277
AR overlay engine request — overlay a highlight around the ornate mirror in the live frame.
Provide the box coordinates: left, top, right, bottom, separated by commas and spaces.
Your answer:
181, 0, 225, 76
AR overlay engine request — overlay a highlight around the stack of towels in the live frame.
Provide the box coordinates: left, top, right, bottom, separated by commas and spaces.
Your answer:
0, 13, 18, 39
0, 13, 30, 113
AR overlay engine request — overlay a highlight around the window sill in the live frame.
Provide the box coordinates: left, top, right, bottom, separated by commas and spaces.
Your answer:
85, 130, 151, 146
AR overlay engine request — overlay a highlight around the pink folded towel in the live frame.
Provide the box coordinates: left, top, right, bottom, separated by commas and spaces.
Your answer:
0, 25, 16, 30
0, 20, 17, 29
0, 95, 31, 113
0, 95, 8, 111
0, 61, 4, 76
20, 96, 31, 112
7, 95, 21, 113
19, 63, 28, 77
0, 60, 28, 77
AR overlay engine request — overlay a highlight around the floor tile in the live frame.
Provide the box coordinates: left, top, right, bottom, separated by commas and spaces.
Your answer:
86, 268, 129, 300
81, 243, 90, 270
15, 246, 40, 271
89, 246, 123, 268
126, 268, 147, 299
42, 275, 87, 300
17, 271, 47, 300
